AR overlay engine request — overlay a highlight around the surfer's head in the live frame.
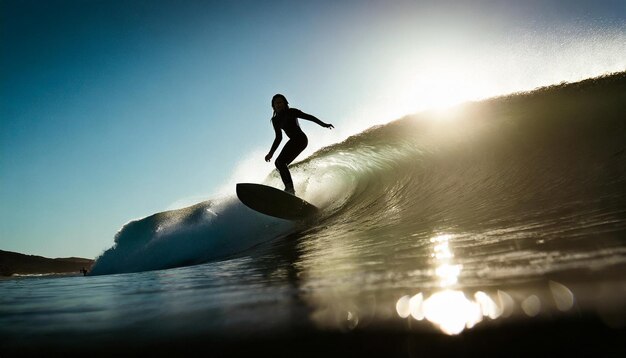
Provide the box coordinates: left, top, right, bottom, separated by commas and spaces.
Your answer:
272, 94, 289, 114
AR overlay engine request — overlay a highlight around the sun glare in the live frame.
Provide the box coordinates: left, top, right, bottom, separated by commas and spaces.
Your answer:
407, 71, 491, 110
381, 61, 497, 118
377, 26, 626, 121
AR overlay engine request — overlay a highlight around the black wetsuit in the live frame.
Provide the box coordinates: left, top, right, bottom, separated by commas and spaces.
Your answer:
270, 108, 312, 191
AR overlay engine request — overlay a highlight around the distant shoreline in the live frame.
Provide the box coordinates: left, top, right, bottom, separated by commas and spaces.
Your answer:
0, 250, 94, 277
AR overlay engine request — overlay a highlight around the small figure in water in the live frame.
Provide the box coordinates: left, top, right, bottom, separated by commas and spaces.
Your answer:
265, 94, 334, 195
80, 267, 88, 276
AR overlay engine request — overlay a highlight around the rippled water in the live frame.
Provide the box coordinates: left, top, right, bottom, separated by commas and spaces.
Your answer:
2, 225, 625, 353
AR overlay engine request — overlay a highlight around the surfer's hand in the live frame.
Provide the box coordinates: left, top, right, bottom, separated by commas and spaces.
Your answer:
325, 123, 334, 129
265, 153, 272, 162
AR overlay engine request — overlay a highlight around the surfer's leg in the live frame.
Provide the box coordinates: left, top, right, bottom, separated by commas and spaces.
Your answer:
275, 137, 307, 194
275, 162, 294, 194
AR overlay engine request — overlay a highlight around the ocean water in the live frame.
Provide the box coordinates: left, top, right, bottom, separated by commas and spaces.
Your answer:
2, 73, 626, 355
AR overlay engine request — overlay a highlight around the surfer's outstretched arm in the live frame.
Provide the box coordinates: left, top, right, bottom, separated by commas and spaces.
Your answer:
265, 120, 282, 162
298, 111, 334, 129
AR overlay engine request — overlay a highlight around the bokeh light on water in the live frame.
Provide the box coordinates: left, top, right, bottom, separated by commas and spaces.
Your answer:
396, 233, 575, 335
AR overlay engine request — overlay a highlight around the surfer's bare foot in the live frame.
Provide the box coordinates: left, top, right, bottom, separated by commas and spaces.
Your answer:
284, 187, 295, 195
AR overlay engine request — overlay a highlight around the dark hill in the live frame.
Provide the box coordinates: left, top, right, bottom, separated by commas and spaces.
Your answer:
0, 250, 94, 276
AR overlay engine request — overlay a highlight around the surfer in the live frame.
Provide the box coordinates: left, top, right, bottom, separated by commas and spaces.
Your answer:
265, 94, 334, 195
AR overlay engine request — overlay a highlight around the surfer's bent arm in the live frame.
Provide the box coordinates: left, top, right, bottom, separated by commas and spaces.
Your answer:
265, 121, 282, 161
297, 110, 334, 129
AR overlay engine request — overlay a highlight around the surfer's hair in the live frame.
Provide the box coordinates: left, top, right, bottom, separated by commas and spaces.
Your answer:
271, 94, 289, 119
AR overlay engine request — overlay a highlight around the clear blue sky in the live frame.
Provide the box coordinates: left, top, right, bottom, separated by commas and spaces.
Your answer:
1, 0, 625, 259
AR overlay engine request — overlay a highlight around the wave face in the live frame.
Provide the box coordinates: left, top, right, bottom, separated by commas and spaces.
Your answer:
91, 73, 626, 276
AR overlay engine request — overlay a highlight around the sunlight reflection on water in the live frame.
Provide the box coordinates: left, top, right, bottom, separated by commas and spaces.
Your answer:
396, 233, 575, 335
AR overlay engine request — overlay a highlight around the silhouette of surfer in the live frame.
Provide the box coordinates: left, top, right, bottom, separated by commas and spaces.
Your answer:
265, 94, 334, 195
80, 267, 88, 276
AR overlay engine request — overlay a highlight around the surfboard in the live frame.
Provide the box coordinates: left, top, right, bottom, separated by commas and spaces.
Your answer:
236, 183, 319, 221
